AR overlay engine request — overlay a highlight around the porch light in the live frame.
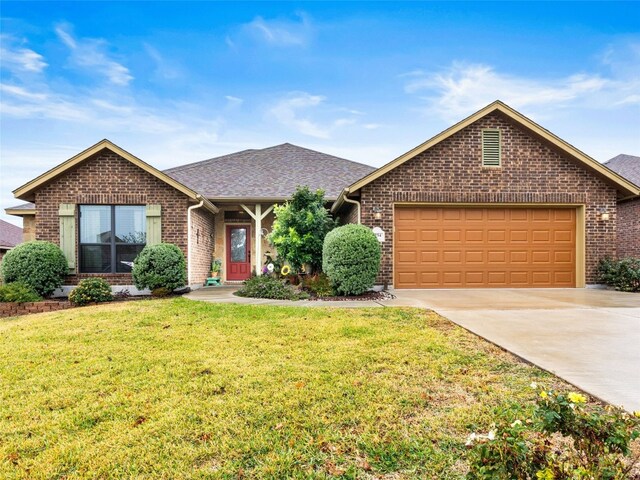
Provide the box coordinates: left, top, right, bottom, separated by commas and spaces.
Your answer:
372, 206, 383, 220
598, 208, 610, 221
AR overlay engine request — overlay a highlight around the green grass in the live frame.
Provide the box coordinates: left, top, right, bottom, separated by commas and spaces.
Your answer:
0, 298, 566, 479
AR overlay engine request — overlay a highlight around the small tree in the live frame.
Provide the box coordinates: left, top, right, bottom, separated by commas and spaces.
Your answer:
269, 186, 335, 273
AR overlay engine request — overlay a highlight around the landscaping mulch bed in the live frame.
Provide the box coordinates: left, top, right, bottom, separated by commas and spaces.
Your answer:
308, 290, 396, 301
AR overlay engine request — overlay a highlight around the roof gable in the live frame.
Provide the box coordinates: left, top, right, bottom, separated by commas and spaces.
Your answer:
340, 101, 640, 201
164, 143, 376, 201
12, 140, 218, 213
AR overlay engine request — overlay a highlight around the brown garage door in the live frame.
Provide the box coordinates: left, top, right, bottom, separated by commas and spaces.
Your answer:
394, 206, 576, 288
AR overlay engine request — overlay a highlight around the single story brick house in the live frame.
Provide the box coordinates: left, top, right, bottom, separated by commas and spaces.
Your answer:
603, 154, 640, 259
7, 141, 373, 294
6, 101, 639, 291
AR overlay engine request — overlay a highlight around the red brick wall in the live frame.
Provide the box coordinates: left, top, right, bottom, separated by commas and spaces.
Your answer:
34, 149, 193, 286
336, 202, 359, 225
617, 198, 640, 258
359, 112, 618, 286
190, 207, 216, 284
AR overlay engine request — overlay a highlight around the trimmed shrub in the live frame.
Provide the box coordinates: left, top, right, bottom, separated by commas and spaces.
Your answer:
598, 257, 640, 292
69, 278, 113, 306
0, 241, 68, 297
322, 224, 381, 296
0, 282, 42, 303
236, 275, 306, 301
132, 243, 187, 291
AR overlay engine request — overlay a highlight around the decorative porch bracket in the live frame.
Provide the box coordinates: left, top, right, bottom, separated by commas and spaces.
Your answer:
240, 203, 275, 275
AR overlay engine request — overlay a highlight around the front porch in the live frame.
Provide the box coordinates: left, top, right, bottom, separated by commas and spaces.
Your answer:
209, 203, 277, 284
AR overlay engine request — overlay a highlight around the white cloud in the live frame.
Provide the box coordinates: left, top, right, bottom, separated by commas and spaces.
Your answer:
225, 95, 244, 108
403, 61, 640, 121
238, 12, 312, 47
55, 23, 133, 86
0, 35, 47, 73
144, 43, 181, 80
269, 92, 331, 138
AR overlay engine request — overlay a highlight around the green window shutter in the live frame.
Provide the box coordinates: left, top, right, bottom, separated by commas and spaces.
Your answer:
146, 204, 162, 245
58, 203, 76, 271
482, 129, 501, 166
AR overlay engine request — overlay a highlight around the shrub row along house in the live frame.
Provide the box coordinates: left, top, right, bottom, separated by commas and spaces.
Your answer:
6, 101, 640, 293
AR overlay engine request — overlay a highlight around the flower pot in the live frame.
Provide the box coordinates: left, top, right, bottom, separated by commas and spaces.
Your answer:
211, 271, 219, 278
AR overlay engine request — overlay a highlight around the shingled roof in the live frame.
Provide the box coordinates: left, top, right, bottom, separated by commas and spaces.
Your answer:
164, 143, 376, 201
0, 219, 23, 249
604, 154, 640, 187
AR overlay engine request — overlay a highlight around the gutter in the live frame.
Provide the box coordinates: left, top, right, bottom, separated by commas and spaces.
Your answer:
331, 188, 361, 224
187, 196, 205, 286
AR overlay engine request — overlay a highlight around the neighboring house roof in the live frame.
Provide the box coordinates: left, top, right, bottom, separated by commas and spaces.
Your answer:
0, 219, 23, 249
333, 100, 640, 212
12, 139, 218, 213
164, 143, 376, 201
604, 154, 640, 188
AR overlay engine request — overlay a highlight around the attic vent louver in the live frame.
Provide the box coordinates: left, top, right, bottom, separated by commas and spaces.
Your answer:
482, 129, 501, 167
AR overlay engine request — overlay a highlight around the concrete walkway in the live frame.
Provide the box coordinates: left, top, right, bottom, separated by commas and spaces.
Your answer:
186, 286, 640, 411
384, 289, 640, 412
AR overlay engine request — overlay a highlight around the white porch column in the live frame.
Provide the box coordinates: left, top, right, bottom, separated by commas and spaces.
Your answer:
240, 203, 275, 275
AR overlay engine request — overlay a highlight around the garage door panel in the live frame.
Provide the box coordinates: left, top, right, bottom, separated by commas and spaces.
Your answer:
443, 250, 461, 263
487, 230, 506, 242
420, 229, 439, 242
554, 230, 573, 243
487, 209, 507, 221
397, 251, 417, 263
465, 251, 484, 263
394, 206, 576, 288
465, 209, 484, 221
510, 230, 529, 242
488, 250, 507, 263
396, 229, 418, 242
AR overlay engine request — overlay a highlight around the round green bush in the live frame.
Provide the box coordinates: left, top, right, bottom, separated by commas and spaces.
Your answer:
132, 243, 187, 291
322, 224, 381, 296
0, 241, 68, 297
0, 281, 42, 303
69, 278, 113, 306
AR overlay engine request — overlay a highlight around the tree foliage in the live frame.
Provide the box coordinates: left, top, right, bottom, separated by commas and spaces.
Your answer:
269, 186, 335, 273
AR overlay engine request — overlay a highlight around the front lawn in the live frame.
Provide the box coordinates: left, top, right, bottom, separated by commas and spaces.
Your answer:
1, 299, 565, 479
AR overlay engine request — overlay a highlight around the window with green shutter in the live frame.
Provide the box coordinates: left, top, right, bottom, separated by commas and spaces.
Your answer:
78, 205, 146, 273
482, 129, 501, 167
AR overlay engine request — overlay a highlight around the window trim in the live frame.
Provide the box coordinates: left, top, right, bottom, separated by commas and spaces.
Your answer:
481, 128, 502, 167
78, 205, 146, 274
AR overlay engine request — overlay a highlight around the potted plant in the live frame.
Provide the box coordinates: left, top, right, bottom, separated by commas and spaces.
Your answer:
211, 258, 222, 277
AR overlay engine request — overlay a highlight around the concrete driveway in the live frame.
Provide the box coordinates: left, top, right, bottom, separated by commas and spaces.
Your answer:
386, 289, 640, 412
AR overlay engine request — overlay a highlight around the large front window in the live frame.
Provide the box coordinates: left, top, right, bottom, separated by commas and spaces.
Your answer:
79, 205, 146, 273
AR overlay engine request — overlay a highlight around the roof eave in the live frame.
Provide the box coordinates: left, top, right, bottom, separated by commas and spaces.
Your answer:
5, 208, 36, 216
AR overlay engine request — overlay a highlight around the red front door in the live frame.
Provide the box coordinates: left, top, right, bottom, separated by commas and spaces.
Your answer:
226, 225, 251, 281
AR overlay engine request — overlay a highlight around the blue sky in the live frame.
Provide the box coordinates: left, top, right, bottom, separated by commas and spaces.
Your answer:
1, 1, 639, 226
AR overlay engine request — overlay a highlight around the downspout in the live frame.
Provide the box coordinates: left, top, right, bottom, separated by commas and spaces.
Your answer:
342, 196, 361, 224
187, 196, 205, 286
